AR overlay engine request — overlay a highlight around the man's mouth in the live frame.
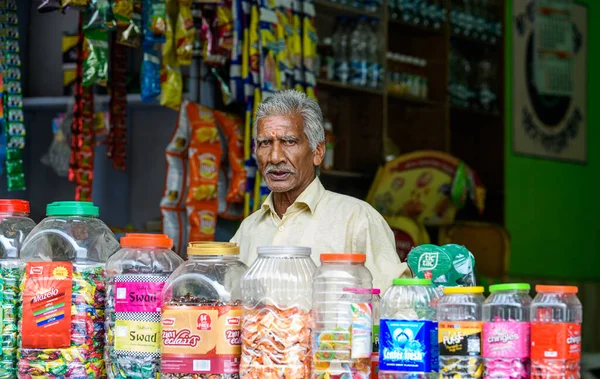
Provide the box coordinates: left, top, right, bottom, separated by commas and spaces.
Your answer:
266, 170, 292, 180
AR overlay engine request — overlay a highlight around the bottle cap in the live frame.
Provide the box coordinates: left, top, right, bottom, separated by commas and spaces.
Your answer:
120, 233, 173, 249
188, 242, 240, 256
46, 201, 99, 217
489, 283, 530, 292
372, 288, 381, 295
0, 199, 30, 214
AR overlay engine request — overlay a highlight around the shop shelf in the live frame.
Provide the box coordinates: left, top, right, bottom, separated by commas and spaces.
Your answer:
314, 0, 382, 17
317, 78, 384, 96
387, 92, 442, 106
388, 18, 446, 34
450, 105, 501, 118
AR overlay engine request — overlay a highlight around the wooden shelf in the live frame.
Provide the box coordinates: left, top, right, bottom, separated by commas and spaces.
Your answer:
388, 92, 442, 106
388, 18, 446, 34
450, 105, 501, 118
314, 0, 381, 17
450, 33, 500, 48
317, 78, 384, 95
321, 170, 374, 179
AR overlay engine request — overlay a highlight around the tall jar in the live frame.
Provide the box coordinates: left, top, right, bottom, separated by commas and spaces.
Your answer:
437, 286, 485, 379
160, 242, 247, 378
371, 288, 381, 379
241, 246, 317, 378
0, 200, 35, 379
530, 285, 582, 379
18, 201, 119, 378
105, 233, 184, 379
312, 253, 373, 379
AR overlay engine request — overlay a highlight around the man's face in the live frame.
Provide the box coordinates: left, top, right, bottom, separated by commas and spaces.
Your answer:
255, 114, 324, 193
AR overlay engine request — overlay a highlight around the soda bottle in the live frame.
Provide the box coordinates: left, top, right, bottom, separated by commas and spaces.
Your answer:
372, 288, 381, 379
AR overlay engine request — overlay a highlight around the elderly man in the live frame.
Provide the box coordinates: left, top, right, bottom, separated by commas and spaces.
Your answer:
231, 90, 407, 290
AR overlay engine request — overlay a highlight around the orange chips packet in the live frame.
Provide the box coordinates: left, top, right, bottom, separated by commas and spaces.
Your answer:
214, 110, 246, 203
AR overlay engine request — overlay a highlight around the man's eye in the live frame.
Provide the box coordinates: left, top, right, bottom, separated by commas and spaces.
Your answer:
283, 139, 296, 146
258, 140, 270, 147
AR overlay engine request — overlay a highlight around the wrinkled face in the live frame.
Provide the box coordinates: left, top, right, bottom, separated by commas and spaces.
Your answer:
255, 114, 324, 193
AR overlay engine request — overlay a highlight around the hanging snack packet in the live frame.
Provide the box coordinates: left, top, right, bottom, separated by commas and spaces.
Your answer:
37, 0, 63, 12
143, 0, 166, 43
83, 0, 116, 30
214, 110, 246, 203
176, 0, 195, 65
160, 5, 182, 110
118, 0, 142, 47
113, 0, 133, 27
82, 29, 109, 86
61, 0, 91, 9
141, 41, 161, 102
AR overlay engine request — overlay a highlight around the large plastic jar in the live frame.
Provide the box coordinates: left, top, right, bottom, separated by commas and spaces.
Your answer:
437, 286, 485, 379
0, 200, 35, 379
241, 246, 316, 378
482, 283, 532, 379
372, 288, 381, 379
105, 233, 184, 379
378, 278, 440, 379
312, 253, 374, 379
530, 285, 582, 379
160, 242, 247, 378
17, 201, 119, 379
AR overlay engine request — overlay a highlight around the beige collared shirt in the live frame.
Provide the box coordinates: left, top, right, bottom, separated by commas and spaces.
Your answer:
231, 177, 408, 291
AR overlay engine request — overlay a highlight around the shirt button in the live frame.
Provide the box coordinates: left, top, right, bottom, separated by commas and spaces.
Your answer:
278, 226, 284, 232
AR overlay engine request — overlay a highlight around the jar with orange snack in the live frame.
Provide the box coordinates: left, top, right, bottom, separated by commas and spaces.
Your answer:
241, 246, 317, 378
160, 242, 248, 379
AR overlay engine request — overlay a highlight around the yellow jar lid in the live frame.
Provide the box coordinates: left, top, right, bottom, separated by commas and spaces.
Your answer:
443, 286, 485, 294
187, 241, 240, 255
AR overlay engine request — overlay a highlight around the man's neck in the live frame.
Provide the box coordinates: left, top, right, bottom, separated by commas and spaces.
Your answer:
272, 177, 315, 218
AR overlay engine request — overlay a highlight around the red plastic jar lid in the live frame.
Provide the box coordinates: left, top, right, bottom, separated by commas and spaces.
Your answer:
120, 233, 173, 249
536, 285, 578, 294
0, 199, 30, 214
320, 253, 366, 263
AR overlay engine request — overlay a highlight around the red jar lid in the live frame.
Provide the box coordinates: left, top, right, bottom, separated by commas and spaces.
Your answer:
0, 199, 30, 214
120, 233, 173, 249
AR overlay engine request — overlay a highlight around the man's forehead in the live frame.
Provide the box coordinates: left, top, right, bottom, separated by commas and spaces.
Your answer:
257, 115, 304, 136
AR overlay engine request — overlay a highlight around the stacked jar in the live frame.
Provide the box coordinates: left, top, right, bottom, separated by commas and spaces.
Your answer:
438, 286, 485, 379
160, 242, 247, 379
312, 253, 373, 379
530, 285, 582, 379
105, 233, 184, 379
378, 278, 440, 379
0, 200, 35, 379
482, 283, 532, 379
18, 201, 120, 378
241, 246, 316, 378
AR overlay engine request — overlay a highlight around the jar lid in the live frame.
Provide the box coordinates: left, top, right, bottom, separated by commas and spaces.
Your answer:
343, 287, 372, 294
0, 199, 30, 214
257, 246, 311, 257
320, 253, 366, 263
536, 285, 578, 294
489, 283, 530, 292
120, 233, 173, 249
393, 278, 431, 286
187, 242, 240, 255
372, 288, 381, 295
444, 286, 485, 294
46, 201, 99, 217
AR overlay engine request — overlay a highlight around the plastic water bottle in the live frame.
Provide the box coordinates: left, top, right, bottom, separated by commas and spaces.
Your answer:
372, 288, 381, 379
350, 17, 368, 87
332, 17, 350, 84
378, 278, 440, 379
367, 18, 381, 89
483, 283, 532, 379
437, 286, 485, 379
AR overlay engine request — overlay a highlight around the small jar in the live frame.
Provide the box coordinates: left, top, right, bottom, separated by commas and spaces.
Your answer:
160, 242, 247, 379
105, 233, 184, 379
241, 246, 316, 379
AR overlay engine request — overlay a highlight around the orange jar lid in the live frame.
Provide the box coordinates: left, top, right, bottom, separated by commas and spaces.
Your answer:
320, 253, 366, 263
536, 285, 578, 294
120, 233, 173, 249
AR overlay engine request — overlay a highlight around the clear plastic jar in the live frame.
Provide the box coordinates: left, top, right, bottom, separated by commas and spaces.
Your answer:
379, 278, 440, 379
0, 200, 35, 379
482, 283, 532, 379
437, 286, 485, 379
531, 285, 582, 379
372, 288, 381, 379
241, 246, 316, 379
312, 253, 373, 379
18, 201, 119, 379
105, 233, 184, 379
160, 242, 247, 379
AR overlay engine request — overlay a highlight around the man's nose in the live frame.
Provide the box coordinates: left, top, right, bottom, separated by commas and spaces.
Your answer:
269, 141, 286, 164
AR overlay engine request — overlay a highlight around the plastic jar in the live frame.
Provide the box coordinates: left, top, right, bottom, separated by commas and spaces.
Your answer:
378, 278, 440, 379
0, 200, 35, 379
105, 233, 184, 379
312, 253, 374, 379
372, 288, 381, 379
530, 285, 582, 379
18, 201, 120, 379
482, 283, 532, 379
160, 242, 247, 378
241, 246, 316, 378
438, 286, 485, 379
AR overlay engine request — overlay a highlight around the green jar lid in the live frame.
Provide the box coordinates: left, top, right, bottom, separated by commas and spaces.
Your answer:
489, 283, 531, 292
46, 201, 99, 217
393, 278, 432, 286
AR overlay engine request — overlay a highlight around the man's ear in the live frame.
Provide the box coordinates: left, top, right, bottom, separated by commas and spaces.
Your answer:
313, 141, 325, 167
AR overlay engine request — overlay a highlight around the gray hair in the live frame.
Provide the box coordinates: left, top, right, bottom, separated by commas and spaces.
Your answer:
254, 90, 325, 151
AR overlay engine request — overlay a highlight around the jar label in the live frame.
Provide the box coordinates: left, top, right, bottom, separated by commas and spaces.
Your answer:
531, 322, 581, 360
114, 275, 168, 313
114, 319, 161, 354
351, 302, 373, 359
379, 319, 439, 372
483, 322, 530, 358
21, 262, 73, 349
439, 321, 482, 356
161, 305, 242, 374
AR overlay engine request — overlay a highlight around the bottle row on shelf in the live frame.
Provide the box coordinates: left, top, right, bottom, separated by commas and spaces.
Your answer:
318, 0, 383, 13
387, 71, 428, 99
449, 46, 499, 112
450, 0, 503, 44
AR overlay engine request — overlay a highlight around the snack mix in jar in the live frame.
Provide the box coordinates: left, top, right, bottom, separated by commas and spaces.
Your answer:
160, 242, 248, 379
105, 233, 184, 379
17, 201, 120, 379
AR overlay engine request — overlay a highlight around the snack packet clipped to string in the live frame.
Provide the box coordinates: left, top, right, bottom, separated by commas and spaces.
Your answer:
160, 2, 182, 110
82, 29, 109, 86
118, 0, 142, 47
141, 41, 161, 102
143, 0, 166, 43
113, 0, 133, 27
176, 0, 195, 65
83, 0, 116, 30
214, 110, 246, 203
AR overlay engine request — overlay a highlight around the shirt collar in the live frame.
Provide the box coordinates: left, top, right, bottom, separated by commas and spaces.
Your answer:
261, 176, 325, 215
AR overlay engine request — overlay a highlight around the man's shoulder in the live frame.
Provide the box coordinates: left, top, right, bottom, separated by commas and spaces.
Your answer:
322, 189, 382, 219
